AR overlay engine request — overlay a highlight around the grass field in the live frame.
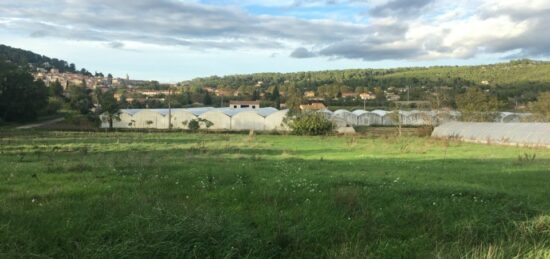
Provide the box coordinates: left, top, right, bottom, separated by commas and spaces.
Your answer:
1, 131, 549, 258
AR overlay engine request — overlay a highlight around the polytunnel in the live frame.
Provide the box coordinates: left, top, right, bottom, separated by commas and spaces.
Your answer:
114, 110, 137, 128
329, 117, 347, 128
100, 109, 140, 128
499, 112, 522, 123
133, 109, 168, 129
401, 111, 435, 126
318, 109, 333, 119
333, 109, 357, 126
199, 109, 232, 130
435, 111, 460, 124
231, 109, 266, 131
186, 107, 214, 116
375, 110, 396, 126
353, 110, 370, 126
363, 111, 384, 126
265, 109, 289, 131
432, 122, 550, 146
170, 109, 198, 129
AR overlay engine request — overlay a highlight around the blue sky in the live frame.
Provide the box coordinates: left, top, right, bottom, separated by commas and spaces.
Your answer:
0, 0, 549, 82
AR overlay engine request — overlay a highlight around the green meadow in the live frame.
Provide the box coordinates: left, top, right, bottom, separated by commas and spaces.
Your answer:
1, 131, 549, 258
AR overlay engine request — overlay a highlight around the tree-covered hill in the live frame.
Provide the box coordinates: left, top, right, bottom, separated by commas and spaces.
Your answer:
378, 60, 550, 87
186, 59, 550, 91
184, 59, 550, 108
0, 44, 91, 75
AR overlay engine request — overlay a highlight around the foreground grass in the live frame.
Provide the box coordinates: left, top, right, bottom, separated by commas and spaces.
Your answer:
0, 131, 549, 258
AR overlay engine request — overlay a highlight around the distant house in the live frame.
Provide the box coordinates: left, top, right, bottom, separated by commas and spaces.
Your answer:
300, 102, 327, 111
215, 89, 234, 96
360, 92, 376, 100
230, 100, 260, 109
136, 90, 171, 96
304, 91, 316, 98
341, 92, 357, 98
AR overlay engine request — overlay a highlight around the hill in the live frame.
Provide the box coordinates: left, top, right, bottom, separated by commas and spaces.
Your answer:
185, 59, 550, 108
187, 59, 550, 91
0, 44, 92, 75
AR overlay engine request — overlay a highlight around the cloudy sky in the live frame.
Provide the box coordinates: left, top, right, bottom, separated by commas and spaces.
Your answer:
0, 0, 549, 82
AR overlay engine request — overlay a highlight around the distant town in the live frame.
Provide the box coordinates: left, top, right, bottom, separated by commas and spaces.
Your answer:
31, 67, 413, 112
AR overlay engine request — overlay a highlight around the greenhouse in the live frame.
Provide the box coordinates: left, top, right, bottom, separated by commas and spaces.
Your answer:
170, 109, 198, 129
231, 110, 267, 131
333, 109, 358, 126
265, 110, 290, 131
101, 108, 537, 131
318, 109, 333, 119
132, 109, 168, 129
199, 110, 232, 130
432, 122, 550, 146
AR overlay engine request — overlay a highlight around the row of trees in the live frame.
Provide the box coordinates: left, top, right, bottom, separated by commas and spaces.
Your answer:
455, 88, 550, 122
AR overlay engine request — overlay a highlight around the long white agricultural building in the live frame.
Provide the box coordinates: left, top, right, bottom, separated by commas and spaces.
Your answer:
101, 108, 534, 130
100, 107, 290, 131
432, 122, 550, 147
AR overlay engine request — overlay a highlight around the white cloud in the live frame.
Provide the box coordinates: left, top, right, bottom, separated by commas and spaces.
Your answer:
0, 0, 549, 69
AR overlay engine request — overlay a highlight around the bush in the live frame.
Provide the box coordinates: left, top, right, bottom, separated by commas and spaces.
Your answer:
288, 112, 334, 135
183, 118, 213, 131
39, 97, 63, 116
187, 120, 200, 131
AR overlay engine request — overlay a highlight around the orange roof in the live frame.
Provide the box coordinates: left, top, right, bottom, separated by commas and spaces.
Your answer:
300, 102, 326, 110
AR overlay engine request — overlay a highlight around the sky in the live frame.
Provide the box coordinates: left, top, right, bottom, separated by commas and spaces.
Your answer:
0, 0, 549, 82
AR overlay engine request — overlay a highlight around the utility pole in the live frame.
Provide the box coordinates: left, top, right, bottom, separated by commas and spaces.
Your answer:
168, 87, 172, 130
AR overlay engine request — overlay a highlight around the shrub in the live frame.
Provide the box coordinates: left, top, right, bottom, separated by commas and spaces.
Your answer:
39, 97, 63, 116
183, 118, 214, 132
187, 119, 200, 131
288, 112, 334, 135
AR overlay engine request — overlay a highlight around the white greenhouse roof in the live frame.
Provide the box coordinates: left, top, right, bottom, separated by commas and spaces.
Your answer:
432, 122, 550, 146
120, 109, 142, 116
352, 110, 368, 116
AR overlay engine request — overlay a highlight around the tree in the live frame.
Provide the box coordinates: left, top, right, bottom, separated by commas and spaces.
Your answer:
119, 95, 129, 109
456, 87, 500, 122
0, 66, 49, 122
285, 85, 303, 112
203, 91, 212, 105
183, 118, 213, 131
49, 80, 64, 97
98, 90, 121, 129
373, 87, 385, 100
271, 86, 280, 101
528, 91, 550, 122
429, 87, 453, 110
252, 90, 260, 101
41, 97, 63, 116
288, 112, 334, 135
67, 85, 93, 114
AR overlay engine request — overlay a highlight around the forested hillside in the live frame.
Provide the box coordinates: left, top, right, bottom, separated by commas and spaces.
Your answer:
0, 44, 91, 75
187, 59, 550, 92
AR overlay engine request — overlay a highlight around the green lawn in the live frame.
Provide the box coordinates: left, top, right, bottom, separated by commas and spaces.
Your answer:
1, 131, 549, 258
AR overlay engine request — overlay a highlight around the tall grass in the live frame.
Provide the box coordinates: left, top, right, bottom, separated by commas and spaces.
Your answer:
0, 131, 549, 257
